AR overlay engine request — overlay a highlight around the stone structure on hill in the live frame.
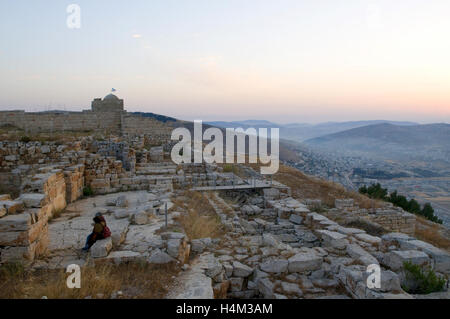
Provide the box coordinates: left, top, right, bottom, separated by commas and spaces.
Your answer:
0, 124, 448, 299
0, 93, 172, 137
91, 94, 124, 113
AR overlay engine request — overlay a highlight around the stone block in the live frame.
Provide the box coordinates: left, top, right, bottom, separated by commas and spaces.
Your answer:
148, 248, 175, 264
132, 210, 148, 225
90, 237, 113, 258
257, 278, 275, 299
260, 258, 288, 273
316, 229, 348, 250
105, 250, 144, 265
115, 195, 128, 207
288, 250, 323, 273
355, 233, 382, 246
0, 213, 32, 232
19, 193, 47, 208
346, 244, 379, 266
167, 239, 182, 258
383, 250, 430, 271
280, 281, 303, 296
0, 200, 24, 215
232, 261, 253, 277
289, 214, 303, 225
398, 239, 450, 274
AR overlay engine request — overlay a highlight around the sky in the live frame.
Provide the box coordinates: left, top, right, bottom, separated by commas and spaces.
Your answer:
0, 0, 449, 124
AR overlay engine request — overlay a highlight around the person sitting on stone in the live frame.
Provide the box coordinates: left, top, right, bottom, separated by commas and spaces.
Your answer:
82, 212, 111, 251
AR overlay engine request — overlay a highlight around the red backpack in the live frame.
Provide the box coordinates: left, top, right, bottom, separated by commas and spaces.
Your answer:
102, 225, 111, 238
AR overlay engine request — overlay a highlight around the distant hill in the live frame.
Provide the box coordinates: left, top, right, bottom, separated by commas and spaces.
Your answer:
304, 123, 450, 162
206, 120, 280, 129
206, 120, 418, 142
132, 112, 177, 123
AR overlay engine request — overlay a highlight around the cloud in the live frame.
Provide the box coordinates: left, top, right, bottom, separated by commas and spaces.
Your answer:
132, 34, 142, 39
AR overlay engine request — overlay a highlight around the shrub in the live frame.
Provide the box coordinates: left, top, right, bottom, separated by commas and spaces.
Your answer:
401, 261, 446, 294
83, 186, 94, 197
20, 136, 31, 143
359, 183, 388, 200
223, 164, 234, 173
360, 184, 442, 224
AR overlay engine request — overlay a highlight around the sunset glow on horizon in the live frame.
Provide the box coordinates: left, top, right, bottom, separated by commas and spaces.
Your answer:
0, 0, 449, 123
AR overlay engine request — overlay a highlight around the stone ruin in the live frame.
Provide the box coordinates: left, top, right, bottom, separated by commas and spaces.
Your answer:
331, 199, 416, 235
186, 185, 449, 299
0, 93, 173, 137
0, 134, 448, 299
0, 135, 247, 266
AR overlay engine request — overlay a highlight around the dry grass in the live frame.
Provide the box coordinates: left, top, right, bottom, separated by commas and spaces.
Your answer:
273, 164, 383, 209
0, 262, 179, 299
174, 191, 224, 240
415, 216, 450, 251
209, 192, 234, 216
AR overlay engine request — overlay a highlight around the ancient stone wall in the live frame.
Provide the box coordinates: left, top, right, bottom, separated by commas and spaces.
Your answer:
364, 209, 416, 235
121, 114, 172, 138
0, 169, 66, 264
64, 164, 85, 203
328, 200, 416, 235
0, 110, 177, 142
0, 111, 122, 134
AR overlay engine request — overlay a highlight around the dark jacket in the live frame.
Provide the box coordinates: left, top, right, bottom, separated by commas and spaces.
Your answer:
92, 216, 106, 238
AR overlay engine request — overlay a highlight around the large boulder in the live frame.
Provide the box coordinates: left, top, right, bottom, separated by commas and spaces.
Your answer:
381, 232, 412, 247
205, 261, 223, 278
105, 250, 144, 265
167, 239, 182, 258
232, 261, 253, 277
316, 230, 348, 250
398, 239, 450, 274
355, 233, 382, 246
115, 195, 128, 208
191, 238, 213, 253
91, 237, 113, 258
288, 250, 323, 273
289, 214, 303, 225
113, 209, 129, 219
383, 250, 430, 271
280, 281, 303, 296
346, 244, 379, 266
0, 213, 32, 232
260, 258, 288, 273
19, 194, 47, 208
379, 270, 402, 293
258, 277, 275, 299
263, 188, 280, 200
148, 248, 175, 264
0, 200, 24, 215
132, 210, 148, 225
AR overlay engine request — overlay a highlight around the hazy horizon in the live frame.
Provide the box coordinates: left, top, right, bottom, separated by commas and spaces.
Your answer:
1, 1, 450, 123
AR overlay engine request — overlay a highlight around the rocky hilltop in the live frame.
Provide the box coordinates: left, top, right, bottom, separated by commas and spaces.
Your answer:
0, 130, 448, 299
